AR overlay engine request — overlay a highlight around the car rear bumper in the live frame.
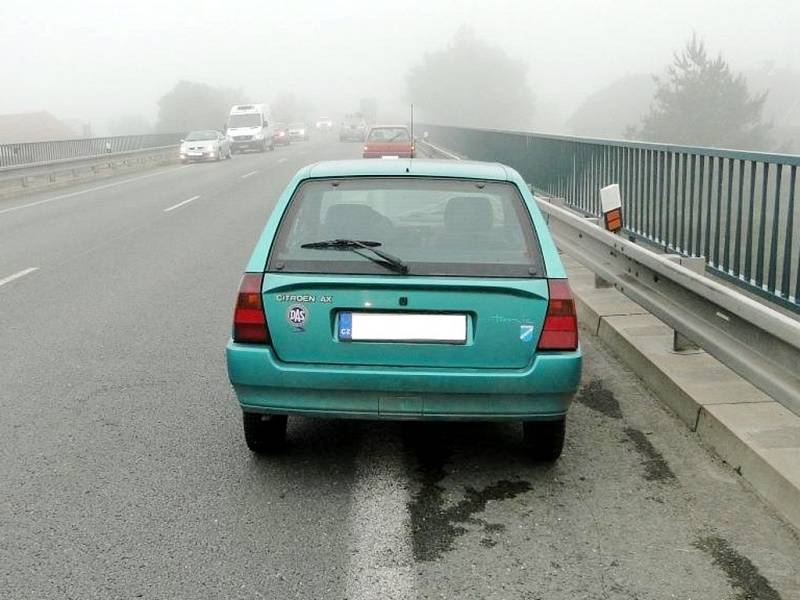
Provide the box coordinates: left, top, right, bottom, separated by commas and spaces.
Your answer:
181, 153, 217, 162
231, 140, 264, 150
226, 342, 581, 420
363, 152, 415, 158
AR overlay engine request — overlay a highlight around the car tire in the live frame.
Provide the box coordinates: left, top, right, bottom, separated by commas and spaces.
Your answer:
522, 419, 565, 462
242, 412, 287, 454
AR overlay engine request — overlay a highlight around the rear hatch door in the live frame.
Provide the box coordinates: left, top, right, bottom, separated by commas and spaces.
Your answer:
365, 141, 412, 155
263, 274, 549, 369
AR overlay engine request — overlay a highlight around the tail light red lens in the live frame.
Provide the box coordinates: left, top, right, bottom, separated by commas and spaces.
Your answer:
537, 279, 578, 351
233, 272, 270, 344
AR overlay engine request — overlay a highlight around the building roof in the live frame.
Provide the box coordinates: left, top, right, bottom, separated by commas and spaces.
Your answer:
0, 111, 78, 144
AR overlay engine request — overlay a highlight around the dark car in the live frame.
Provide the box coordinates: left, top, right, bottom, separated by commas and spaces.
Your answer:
273, 123, 291, 146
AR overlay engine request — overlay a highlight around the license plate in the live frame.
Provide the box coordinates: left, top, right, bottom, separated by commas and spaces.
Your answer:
338, 312, 467, 344
381, 155, 399, 160
188, 152, 203, 156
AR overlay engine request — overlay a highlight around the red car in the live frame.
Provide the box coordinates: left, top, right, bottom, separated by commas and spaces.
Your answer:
362, 125, 415, 158
273, 123, 291, 146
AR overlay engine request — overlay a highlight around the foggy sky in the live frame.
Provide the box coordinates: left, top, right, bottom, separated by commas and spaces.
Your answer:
2, 0, 799, 134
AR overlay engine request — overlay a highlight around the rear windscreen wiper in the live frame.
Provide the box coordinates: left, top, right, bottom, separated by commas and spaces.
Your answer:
300, 239, 409, 274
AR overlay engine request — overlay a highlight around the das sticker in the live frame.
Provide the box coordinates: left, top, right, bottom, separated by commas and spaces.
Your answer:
287, 304, 307, 331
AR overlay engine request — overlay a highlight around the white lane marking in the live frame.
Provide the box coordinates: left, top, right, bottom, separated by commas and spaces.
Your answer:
0, 165, 192, 216
0, 267, 39, 288
345, 434, 416, 600
240, 170, 259, 179
163, 195, 200, 212
277, 157, 288, 164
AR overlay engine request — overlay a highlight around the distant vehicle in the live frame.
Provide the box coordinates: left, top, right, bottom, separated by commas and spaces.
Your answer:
225, 104, 274, 153
225, 159, 581, 460
179, 130, 231, 163
288, 122, 310, 141
339, 114, 368, 142
273, 123, 291, 146
315, 117, 333, 130
362, 125, 414, 158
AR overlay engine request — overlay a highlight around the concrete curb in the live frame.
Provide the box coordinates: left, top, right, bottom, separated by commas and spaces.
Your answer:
0, 154, 179, 203
563, 253, 800, 532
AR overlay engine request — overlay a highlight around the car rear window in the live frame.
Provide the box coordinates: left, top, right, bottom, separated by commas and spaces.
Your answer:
267, 177, 545, 277
368, 128, 410, 142
229, 114, 261, 128
185, 130, 218, 141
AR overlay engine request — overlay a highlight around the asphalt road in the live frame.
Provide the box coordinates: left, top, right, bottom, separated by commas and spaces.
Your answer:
1, 137, 798, 600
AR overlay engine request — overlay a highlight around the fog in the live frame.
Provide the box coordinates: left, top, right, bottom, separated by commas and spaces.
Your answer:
2, 0, 800, 144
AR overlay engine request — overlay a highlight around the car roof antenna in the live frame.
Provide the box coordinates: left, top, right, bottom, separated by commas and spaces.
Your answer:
407, 103, 414, 173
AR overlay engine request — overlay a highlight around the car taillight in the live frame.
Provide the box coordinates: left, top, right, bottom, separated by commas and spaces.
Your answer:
537, 279, 578, 351
233, 272, 270, 344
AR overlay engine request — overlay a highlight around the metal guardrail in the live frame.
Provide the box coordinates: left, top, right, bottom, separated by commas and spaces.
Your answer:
538, 198, 800, 417
421, 124, 800, 313
420, 136, 800, 416
0, 145, 179, 193
0, 133, 183, 169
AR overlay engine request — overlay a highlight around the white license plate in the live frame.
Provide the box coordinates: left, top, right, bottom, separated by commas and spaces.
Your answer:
188, 152, 203, 156
338, 312, 467, 343
381, 155, 399, 160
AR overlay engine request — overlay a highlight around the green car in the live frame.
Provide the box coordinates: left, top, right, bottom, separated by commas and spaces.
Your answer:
226, 159, 581, 460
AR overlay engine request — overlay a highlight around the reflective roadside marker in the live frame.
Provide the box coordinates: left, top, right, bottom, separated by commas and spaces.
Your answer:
600, 184, 623, 233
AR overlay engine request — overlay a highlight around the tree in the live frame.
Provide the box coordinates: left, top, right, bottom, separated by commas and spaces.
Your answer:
272, 92, 313, 124
155, 81, 243, 133
108, 114, 151, 136
567, 74, 654, 139
630, 35, 770, 149
406, 28, 535, 130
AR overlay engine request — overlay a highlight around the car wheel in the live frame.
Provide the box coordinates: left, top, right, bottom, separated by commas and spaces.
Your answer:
522, 418, 565, 462
242, 412, 287, 454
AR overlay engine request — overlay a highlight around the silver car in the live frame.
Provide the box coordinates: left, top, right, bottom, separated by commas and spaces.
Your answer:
179, 130, 232, 163
287, 122, 310, 141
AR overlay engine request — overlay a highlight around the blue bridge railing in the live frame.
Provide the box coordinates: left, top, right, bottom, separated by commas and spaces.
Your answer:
422, 124, 800, 312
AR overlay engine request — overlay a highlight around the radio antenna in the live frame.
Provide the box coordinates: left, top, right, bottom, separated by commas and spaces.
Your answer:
408, 103, 414, 172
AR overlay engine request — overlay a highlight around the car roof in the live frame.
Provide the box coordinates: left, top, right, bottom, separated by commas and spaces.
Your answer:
368, 124, 408, 130
303, 159, 511, 181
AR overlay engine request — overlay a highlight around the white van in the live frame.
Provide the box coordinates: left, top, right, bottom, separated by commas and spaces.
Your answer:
226, 104, 274, 153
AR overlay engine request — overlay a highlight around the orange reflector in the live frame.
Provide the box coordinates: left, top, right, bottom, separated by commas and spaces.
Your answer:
604, 207, 623, 232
